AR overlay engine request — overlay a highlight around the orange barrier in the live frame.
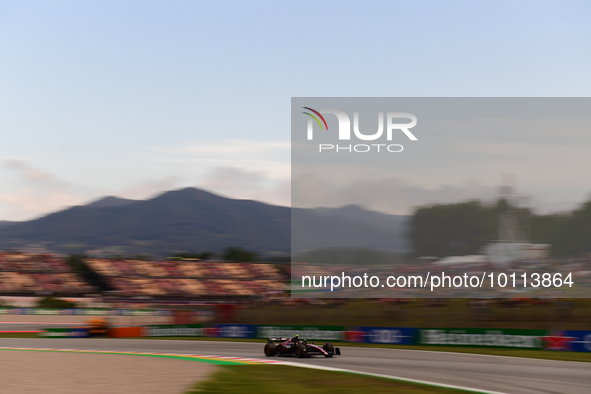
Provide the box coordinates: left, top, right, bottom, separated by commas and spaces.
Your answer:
108, 326, 142, 338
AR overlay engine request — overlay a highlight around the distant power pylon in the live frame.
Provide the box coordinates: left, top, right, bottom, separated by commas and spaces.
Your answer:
497, 176, 528, 243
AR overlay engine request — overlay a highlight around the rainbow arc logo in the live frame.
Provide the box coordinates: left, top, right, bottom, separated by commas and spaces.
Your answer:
300, 105, 417, 152
302, 107, 329, 131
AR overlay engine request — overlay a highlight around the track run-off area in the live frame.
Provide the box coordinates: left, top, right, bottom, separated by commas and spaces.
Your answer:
1, 338, 589, 394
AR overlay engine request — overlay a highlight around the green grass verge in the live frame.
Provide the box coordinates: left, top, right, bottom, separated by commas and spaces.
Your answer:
188, 365, 467, 394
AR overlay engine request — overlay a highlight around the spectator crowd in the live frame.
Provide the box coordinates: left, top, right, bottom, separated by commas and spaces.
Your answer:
0, 252, 92, 294
86, 258, 286, 297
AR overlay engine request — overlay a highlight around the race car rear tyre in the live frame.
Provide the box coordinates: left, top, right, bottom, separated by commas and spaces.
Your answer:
323, 343, 334, 357
264, 343, 277, 357
295, 344, 306, 358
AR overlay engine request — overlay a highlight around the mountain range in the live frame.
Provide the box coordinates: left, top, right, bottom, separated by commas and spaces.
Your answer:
0, 188, 409, 257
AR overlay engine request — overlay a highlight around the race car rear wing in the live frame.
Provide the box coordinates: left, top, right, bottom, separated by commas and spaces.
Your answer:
268, 337, 289, 342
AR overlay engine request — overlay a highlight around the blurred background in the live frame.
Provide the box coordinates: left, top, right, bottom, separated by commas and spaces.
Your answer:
1, 1, 590, 393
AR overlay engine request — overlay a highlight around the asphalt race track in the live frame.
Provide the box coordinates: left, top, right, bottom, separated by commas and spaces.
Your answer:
1, 338, 589, 394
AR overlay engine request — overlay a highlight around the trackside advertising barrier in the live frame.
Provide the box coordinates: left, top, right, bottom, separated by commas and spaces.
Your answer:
547, 330, 591, 352
257, 325, 345, 341
359, 327, 415, 345
143, 324, 205, 337
35, 322, 591, 354
211, 324, 257, 339
39, 328, 89, 338
418, 328, 546, 349
110, 327, 143, 338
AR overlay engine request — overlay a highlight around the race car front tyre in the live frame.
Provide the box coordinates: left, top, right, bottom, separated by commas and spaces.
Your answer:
323, 343, 334, 357
264, 343, 277, 357
295, 344, 307, 358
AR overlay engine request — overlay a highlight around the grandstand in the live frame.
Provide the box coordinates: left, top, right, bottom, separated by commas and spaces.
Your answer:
86, 258, 286, 298
0, 252, 93, 295
0, 251, 288, 300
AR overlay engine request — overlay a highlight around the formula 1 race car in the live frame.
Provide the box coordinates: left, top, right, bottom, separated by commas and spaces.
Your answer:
86, 317, 109, 337
264, 335, 341, 358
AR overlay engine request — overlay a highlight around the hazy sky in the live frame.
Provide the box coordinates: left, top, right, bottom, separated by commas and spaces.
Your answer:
1, 1, 590, 221
291, 98, 591, 216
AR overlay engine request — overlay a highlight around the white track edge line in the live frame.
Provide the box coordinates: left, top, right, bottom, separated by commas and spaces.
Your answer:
269, 360, 509, 394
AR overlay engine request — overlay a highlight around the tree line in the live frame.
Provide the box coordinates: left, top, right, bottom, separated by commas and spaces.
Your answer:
409, 199, 591, 257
